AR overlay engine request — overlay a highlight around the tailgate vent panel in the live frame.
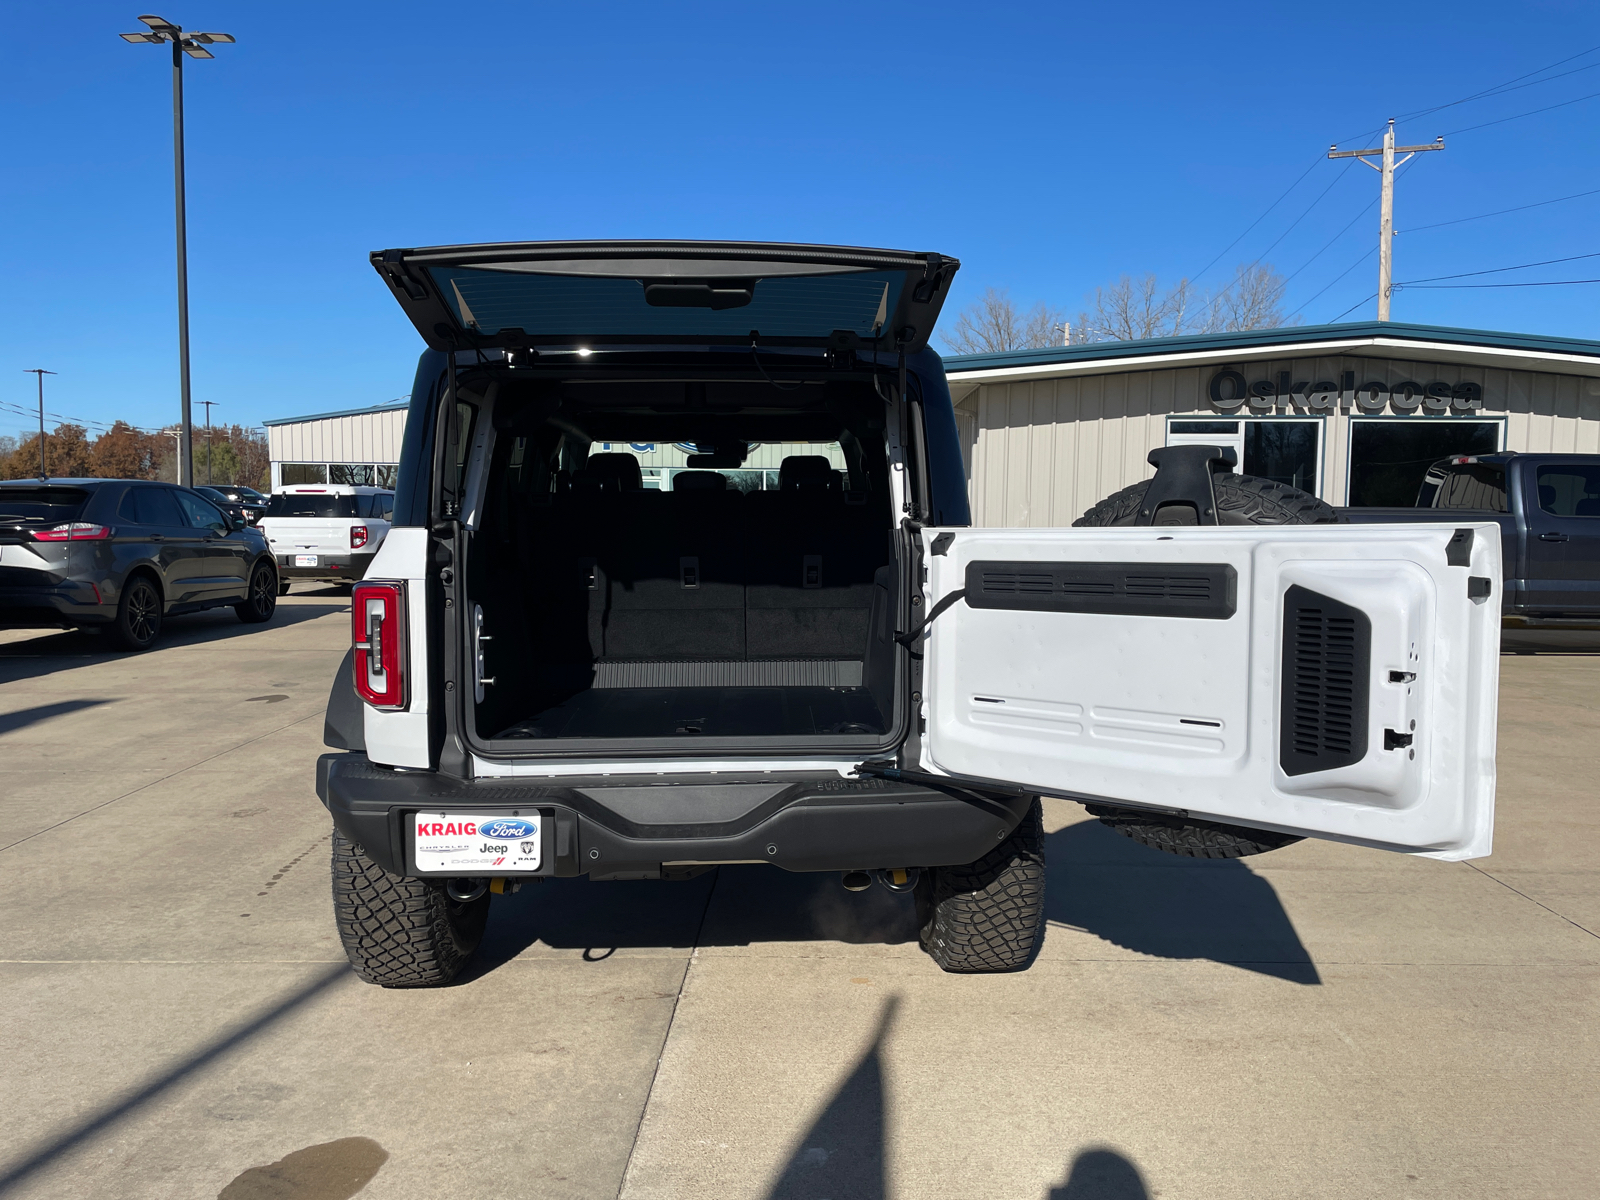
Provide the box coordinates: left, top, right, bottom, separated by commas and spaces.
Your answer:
1280, 585, 1371, 777
966, 561, 1236, 619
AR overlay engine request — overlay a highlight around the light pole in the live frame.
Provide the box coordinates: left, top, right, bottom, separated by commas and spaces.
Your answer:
199, 398, 219, 483
120, 15, 234, 487
23, 369, 56, 479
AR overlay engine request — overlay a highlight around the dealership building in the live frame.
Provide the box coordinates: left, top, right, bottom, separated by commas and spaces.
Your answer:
944, 321, 1600, 525
263, 321, 1600, 521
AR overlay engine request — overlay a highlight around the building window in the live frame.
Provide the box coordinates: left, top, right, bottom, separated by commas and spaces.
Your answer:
1346, 420, 1502, 507
281, 463, 327, 485
1167, 418, 1323, 497
330, 464, 375, 486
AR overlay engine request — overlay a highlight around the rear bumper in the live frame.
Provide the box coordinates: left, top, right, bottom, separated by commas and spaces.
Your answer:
316, 752, 1031, 880
0, 584, 112, 628
277, 551, 376, 581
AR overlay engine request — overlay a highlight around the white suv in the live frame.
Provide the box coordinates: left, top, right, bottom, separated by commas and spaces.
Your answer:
261, 485, 394, 592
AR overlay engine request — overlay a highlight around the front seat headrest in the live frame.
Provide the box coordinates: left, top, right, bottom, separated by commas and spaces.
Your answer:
779, 455, 839, 492
673, 470, 727, 492
582, 452, 643, 492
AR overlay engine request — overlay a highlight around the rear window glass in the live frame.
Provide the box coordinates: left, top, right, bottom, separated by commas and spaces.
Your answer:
1430, 464, 1508, 512
267, 493, 359, 518
430, 267, 903, 341
0, 487, 89, 523
1537, 465, 1600, 517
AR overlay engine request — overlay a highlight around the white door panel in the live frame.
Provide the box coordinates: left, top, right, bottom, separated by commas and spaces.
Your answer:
921, 524, 1499, 859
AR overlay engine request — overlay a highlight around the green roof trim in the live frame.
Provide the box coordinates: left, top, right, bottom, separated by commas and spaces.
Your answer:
939, 320, 1600, 373
263, 400, 411, 427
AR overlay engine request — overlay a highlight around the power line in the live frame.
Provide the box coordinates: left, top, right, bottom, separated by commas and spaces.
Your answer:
1397, 249, 1600, 285
1188, 156, 1323, 285
1403, 186, 1600, 233
1400, 278, 1600, 289
1330, 292, 1379, 322
1296, 247, 1377, 317
1443, 87, 1600, 136
1282, 198, 1377, 286
1396, 44, 1600, 122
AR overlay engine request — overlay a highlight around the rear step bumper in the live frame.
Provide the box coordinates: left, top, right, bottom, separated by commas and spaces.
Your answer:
316, 752, 1032, 880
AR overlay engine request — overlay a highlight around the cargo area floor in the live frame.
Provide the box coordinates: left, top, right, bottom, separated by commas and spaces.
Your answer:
491, 685, 887, 739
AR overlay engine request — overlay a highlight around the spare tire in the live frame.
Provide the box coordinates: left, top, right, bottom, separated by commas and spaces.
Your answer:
1074, 469, 1334, 858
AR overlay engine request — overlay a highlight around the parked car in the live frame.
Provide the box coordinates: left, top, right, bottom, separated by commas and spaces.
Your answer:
315, 239, 1500, 988
260, 485, 395, 593
195, 486, 254, 529
199, 484, 268, 525
0, 478, 279, 650
1339, 453, 1600, 623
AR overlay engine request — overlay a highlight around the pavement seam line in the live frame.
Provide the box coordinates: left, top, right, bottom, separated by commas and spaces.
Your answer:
0, 710, 322, 856
1463, 860, 1600, 940
615, 870, 721, 1200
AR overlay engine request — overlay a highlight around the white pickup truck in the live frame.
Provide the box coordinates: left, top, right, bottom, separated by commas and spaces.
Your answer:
260, 484, 394, 592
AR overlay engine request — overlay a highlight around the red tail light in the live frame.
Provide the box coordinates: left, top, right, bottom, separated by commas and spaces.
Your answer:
33, 523, 110, 542
352, 581, 407, 709
350, 524, 370, 549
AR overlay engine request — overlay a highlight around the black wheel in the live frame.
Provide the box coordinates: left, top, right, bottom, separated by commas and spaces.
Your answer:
1074, 470, 1338, 529
235, 562, 278, 624
916, 799, 1045, 973
1074, 470, 1325, 857
1086, 806, 1303, 858
331, 829, 489, 987
110, 572, 162, 652
278, 580, 292, 596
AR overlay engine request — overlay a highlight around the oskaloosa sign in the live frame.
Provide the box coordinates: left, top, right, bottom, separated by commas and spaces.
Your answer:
1208, 368, 1484, 413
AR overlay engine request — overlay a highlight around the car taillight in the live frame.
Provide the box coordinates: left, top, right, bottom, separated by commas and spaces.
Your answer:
32, 523, 110, 541
352, 581, 407, 709
351, 525, 370, 549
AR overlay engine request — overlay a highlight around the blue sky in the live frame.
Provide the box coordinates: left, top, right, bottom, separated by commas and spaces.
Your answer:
3, 0, 1599, 440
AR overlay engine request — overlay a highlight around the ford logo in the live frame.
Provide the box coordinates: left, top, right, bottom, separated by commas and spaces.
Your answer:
479, 818, 536, 840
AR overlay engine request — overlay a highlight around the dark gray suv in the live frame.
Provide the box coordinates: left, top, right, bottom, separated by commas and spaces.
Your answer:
0, 478, 280, 650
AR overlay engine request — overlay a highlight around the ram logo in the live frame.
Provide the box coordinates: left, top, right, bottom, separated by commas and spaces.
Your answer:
479, 818, 537, 840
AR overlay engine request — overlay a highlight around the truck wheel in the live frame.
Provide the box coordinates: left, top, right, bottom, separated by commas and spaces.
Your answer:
1086, 807, 1302, 858
916, 799, 1045, 973
1074, 470, 1338, 528
1075, 470, 1326, 857
234, 562, 278, 624
331, 829, 489, 987
110, 572, 162, 652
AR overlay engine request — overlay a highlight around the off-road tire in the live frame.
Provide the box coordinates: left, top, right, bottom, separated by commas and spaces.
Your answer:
332, 829, 489, 987
1074, 471, 1338, 528
1086, 807, 1302, 858
916, 799, 1045, 973
235, 562, 278, 623
1074, 469, 1323, 858
110, 572, 162, 651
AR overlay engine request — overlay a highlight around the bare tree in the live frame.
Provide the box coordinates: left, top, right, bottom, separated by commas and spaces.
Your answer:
940, 288, 1068, 354
1075, 263, 1297, 342
1207, 262, 1294, 332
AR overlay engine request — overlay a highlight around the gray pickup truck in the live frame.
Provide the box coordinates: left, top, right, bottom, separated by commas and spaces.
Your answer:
1339, 453, 1600, 624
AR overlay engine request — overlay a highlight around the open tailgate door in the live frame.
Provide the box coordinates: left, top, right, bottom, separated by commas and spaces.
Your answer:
920, 523, 1500, 859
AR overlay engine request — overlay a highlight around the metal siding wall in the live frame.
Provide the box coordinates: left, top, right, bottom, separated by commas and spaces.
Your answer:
267, 409, 410, 468
966, 355, 1600, 525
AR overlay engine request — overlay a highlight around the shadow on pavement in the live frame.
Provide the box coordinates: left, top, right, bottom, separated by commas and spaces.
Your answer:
468, 862, 919, 974
1046, 819, 1321, 985
1500, 628, 1600, 655
0, 598, 348, 682
0, 964, 349, 1197
0, 698, 113, 737
762, 994, 896, 1200
1047, 1148, 1152, 1199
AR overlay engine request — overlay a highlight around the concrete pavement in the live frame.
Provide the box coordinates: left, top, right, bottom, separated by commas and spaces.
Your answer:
0, 595, 1596, 1199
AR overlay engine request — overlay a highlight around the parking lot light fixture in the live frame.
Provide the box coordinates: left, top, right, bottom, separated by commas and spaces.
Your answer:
119, 15, 235, 489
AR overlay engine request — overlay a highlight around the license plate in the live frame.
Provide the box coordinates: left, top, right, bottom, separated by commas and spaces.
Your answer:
294, 554, 318, 566
414, 813, 542, 873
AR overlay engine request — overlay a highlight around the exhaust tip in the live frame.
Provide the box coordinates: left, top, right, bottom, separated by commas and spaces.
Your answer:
446, 879, 488, 902
840, 870, 873, 893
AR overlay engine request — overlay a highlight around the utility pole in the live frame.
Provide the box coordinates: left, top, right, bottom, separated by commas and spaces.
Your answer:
23, 370, 56, 479
1329, 120, 1444, 321
199, 398, 219, 483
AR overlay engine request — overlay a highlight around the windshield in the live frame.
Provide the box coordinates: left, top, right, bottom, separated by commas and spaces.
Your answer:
430, 267, 902, 342
267, 493, 359, 518
0, 487, 89, 523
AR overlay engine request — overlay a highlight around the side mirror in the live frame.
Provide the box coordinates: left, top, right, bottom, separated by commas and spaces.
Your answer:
231, 515, 246, 531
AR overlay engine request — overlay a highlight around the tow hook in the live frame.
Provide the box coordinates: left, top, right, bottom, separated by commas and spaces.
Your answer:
489, 877, 523, 895
874, 868, 920, 893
